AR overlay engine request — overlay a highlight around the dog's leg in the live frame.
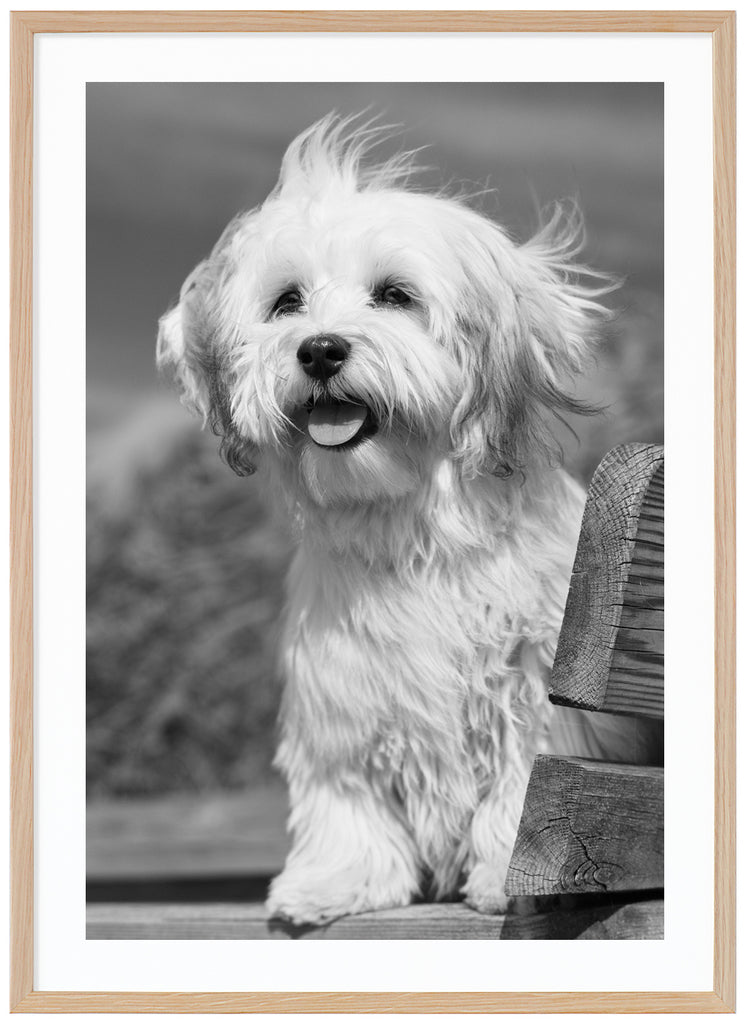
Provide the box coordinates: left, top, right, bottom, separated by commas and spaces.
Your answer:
267, 777, 420, 926
461, 761, 531, 915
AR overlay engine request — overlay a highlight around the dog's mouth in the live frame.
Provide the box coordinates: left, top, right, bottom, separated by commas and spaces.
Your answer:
304, 398, 377, 450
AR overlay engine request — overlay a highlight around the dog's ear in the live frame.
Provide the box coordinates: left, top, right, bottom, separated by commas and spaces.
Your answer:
449, 201, 615, 477
157, 257, 258, 477
157, 260, 215, 421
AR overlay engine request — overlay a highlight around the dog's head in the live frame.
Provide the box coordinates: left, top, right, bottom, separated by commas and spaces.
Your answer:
158, 115, 615, 507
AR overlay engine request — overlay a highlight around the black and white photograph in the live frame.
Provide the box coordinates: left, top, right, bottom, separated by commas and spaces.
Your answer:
86, 82, 664, 940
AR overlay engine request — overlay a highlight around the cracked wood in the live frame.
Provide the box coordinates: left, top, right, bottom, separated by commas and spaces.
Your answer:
550, 443, 664, 719
505, 756, 663, 896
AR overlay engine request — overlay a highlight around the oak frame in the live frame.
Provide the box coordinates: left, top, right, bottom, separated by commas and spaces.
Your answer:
9, 10, 736, 1013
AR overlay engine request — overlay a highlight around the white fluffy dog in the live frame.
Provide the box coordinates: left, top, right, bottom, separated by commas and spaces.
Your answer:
158, 115, 640, 925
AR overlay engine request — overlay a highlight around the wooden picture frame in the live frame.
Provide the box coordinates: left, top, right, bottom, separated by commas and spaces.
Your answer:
9, 11, 735, 1013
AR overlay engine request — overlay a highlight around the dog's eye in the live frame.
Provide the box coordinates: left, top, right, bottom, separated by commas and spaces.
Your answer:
270, 290, 303, 318
375, 284, 412, 308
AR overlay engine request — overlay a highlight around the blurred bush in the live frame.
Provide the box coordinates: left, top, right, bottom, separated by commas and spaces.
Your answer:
86, 412, 291, 797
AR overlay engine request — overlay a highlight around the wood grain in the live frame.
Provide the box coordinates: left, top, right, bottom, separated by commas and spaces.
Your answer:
8, 11, 738, 34
10, 990, 733, 1014
505, 757, 663, 897
9, 10, 35, 1013
9, 8, 736, 1014
549, 444, 664, 719
86, 898, 663, 941
712, 11, 736, 1013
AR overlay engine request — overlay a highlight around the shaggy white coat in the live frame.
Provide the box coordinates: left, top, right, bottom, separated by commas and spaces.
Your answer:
158, 115, 649, 924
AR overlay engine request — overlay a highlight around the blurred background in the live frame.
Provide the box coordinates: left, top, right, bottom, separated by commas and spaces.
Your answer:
87, 83, 663, 892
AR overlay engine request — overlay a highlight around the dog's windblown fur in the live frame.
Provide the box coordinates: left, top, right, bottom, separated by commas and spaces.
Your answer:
158, 115, 649, 924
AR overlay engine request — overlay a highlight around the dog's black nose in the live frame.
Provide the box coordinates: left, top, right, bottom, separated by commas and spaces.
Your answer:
296, 335, 350, 381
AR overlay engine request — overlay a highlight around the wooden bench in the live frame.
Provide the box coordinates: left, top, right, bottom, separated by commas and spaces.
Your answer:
87, 443, 664, 939
86, 895, 664, 940
505, 443, 664, 935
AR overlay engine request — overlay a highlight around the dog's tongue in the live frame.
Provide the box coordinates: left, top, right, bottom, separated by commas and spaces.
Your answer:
307, 400, 367, 447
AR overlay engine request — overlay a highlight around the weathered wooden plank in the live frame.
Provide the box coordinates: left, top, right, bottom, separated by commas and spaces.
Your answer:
86, 897, 663, 940
611, 626, 664, 657
615, 606, 664, 631
505, 755, 663, 896
87, 785, 289, 880
498, 897, 663, 940
550, 443, 664, 719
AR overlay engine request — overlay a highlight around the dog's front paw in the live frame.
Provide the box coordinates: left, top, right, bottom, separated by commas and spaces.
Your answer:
266, 869, 413, 926
462, 861, 511, 915
266, 874, 358, 925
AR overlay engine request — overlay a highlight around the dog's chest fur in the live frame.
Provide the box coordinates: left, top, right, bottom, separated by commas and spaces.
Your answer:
274, 463, 584, 865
